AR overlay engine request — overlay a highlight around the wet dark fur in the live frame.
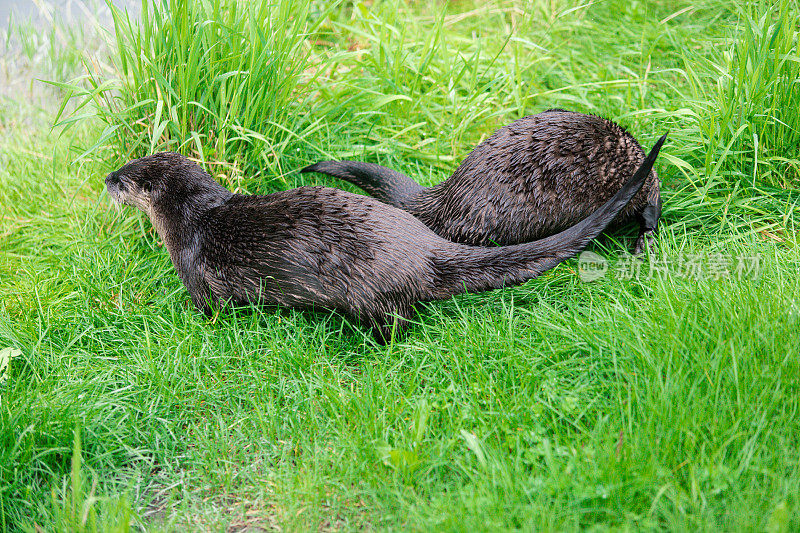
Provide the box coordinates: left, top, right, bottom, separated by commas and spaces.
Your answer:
105, 138, 663, 342
302, 110, 663, 254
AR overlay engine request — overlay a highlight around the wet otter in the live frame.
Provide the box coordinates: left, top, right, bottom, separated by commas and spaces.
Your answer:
302, 110, 662, 254
106, 135, 664, 342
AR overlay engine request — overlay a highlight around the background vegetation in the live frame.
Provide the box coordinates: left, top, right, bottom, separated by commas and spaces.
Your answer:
1, 0, 798, 530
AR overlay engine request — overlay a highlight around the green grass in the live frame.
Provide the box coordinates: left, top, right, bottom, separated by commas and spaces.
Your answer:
1, 0, 799, 530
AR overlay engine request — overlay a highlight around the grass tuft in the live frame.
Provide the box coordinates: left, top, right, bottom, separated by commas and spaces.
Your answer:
55, 0, 341, 185
694, 0, 800, 190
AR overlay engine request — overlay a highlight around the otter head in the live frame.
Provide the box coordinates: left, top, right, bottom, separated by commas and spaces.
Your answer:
106, 152, 230, 217
105, 152, 184, 212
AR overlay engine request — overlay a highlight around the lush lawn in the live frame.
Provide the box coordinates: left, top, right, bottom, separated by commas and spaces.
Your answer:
1, 0, 798, 530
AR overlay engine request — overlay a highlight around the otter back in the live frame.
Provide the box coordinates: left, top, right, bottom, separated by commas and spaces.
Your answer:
301, 110, 662, 254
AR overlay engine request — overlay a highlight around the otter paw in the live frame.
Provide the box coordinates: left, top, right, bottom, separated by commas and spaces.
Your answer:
632, 231, 657, 255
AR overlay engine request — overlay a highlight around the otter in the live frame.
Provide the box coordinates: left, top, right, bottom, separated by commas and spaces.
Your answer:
106, 135, 663, 342
301, 110, 662, 254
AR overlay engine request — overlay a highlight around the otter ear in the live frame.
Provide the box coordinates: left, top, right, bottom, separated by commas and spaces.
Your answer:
142, 180, 152, 193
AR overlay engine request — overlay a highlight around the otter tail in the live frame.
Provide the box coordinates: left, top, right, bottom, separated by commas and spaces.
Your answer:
434, 134, 667, 298
300, 160, 425, 207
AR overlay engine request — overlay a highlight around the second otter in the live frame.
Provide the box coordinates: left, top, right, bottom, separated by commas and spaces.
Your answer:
302, 110, 663, 254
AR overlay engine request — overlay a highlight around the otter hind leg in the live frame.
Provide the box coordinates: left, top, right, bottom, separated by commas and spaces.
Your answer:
633, 195, 662, 255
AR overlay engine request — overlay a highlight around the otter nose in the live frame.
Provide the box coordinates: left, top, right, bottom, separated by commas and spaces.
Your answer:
105, 172, 119, 186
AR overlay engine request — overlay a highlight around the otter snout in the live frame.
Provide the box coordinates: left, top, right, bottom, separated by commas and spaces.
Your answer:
105, 171, 123, 187
105, 171, 124, 203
